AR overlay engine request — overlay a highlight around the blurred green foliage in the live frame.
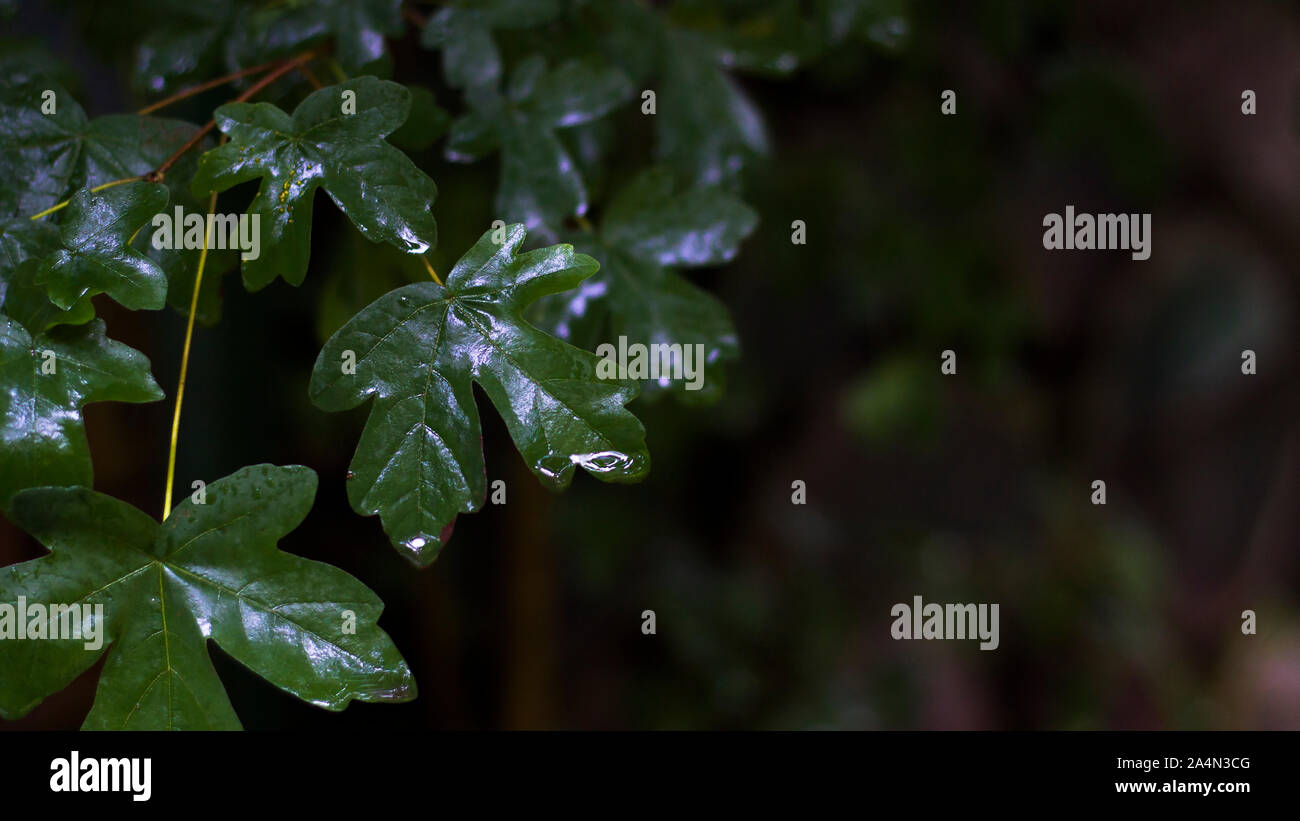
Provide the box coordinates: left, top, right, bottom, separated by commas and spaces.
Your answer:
2, 0, 1298, 729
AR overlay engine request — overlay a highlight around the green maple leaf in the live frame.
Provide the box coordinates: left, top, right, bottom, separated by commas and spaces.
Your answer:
132, 0, 238, 93
421, 0, 562, 90
0, 224, 99, 505
242, 0, 404, 76
535, 169, 756, 403
0, 79, 193, 218
0, 464, 415, 729
36, 182, 170, 311
0, 79, 85, 219
134, 0, 404, 91
657, 30, 769, 187
309, 224, 649, 565
301, 0, 404, 75
0, 216, 62, 317
192, 76, 439, 291
445, 57, 632, 240
0, 40, 78, 90
0, 78, 229, 322
584, 9, 768, 187
585, 6, 764, 187
599, 168, 759, 271
0, 313, 163, 506
2, 258, 94, 336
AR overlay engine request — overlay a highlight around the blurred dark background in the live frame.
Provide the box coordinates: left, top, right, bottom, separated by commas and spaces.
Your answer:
3, 0, 1300, 729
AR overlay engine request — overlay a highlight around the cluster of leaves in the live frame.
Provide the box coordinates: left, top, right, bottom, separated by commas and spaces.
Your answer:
0, 0, 905, 728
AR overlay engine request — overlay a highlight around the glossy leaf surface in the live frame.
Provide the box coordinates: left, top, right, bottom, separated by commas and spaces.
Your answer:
192, 77, 438, 290
0, 217, 61, 316
0, 464, 415, 729
0, 80, 196, 216
0, 315, 163, 506
536, 169, 756, 402
36, 182, 170, 311
310, 225, 649, 564
2, 258, 94, 336
0, 79, 227, 321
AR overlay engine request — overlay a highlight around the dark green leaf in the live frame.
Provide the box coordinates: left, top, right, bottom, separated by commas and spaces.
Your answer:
36, 182, 169, 311
497, 116, 586, 238
0, 79, 231, 321
317, 0, 404, 75
0, 79, 85, 220
589, 0, 661, 85
0, 38, 79, 89
422, 10, 500, 91
0, 79, 199, 217
192, 77, 438, 290
602, 167, 759, 267
0, 219, 93, 335
255, 0, 404, 76
0, 216, 59, 307
557, 118, 613, 205
310, 225, 649, 564
388, 86, 451, 152
581, 11, 769, 185
443, 103, 503, 161
594, 250, 737, 404
445, 59, 631, 239
2, 258, 94, 336
535, 168, 755, 402
132, 0, 237, 93
421, 0, 562, 90
525, 59, 634, 128
0, 464, 415, 729
0, 315, 163, 506
657, 31, 768, 186
112, 118, 231, 326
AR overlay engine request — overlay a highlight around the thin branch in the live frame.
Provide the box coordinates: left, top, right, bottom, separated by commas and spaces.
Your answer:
147, 52, 315, 183
162, 185, 220, 520
136, 58, 284, 116
297, 63, 324, 90
28, 176, 142, 220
